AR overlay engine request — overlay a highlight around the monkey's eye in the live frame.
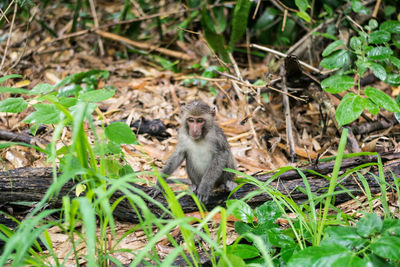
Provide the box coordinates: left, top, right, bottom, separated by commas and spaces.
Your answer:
196, 118, 205, 123
187, 118, 195, 123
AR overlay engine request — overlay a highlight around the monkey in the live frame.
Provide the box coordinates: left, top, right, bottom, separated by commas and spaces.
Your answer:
155, 99, 237, 203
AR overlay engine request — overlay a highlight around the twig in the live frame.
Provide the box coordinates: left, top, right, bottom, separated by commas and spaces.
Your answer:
0, 2, 17, 73
88, 0, 104, 56
96, 30, 193, 60
280, 63, 296, 161
250, 43, 325, 74
372, 0, 382, 18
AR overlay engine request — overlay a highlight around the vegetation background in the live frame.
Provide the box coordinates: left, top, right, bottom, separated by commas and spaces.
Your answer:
0, 0, 399, 266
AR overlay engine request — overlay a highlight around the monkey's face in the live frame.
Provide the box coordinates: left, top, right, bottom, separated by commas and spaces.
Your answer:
186, 116, 206, 140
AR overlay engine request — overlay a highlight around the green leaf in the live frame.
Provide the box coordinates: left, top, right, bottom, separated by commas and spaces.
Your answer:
321, 75, 354, 93
356, 213, 382, 238
0, 87, 29, 94
322, 40, 345, 57
371, 236, 400, 260
367, 46, 393, 60
0, 98, 28, 113
228, 0, 251, 52
368, 62, 387, 81
105, 122, 137, 145
287, 244, 352, 267
217, 253, 246, 267
234, 221, 253, 236
55, 70, 109, 89
295, 0, 309, 11
79, 87, 115, 102
296, 11, 311, 23
396, 94, 400, 124
350, 37, 362, 51
27, 83, 54, 95
255, 201, 282, 225
365, 99, 379, 115
0, 74, 22, 84
266, 228, 295, 248
351, 0, 369, 15
227, 244, 260, 259
335, 93, 365, 127
201, 8, 230, 62
380, 20, 400, 34
386, 73, 400, 85
320, 50, 350, 69
368, 19, 378, 30
322, 226, 367, 250
368, 30, 391, 44
24, 104, 62, 124
389, 56, 400, 69
227, 199, 255, 223
365, 86, 400, 113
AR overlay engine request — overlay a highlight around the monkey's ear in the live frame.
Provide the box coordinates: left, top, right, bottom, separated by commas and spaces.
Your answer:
210, 107, 216, 116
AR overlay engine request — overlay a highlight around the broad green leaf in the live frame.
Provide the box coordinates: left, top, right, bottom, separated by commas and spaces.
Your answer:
0, 87, 29, 94
255, 201, 282, 225
322, 226, 367, 250
322, 40, 345, 57
57, 84, 83, 97
365, 86, 400, 112
356, 213, 382, 238
0, 98, 28, 113
216, 253, 246, 267
368, 19, 378, 30
335, 93, 365, 127
380, 20, 400, 34
371, 236, 400, 260
24, 103, 62, 124
320, 50, 350, 69
105, 122, 137, 145
227, 244, 260, 259
28, 83, 54, 95
368, 62, 387, 81
55, 70, 109, 88
368, 30, 391, 44
330, 254, 366, 267
365, 99, 379, 115
266, 228, 295, 248
213, 7, 227, 34
350, 37, 362, 51
228, 0, 251, 52
296, 11, 311, 23
351, 0, 369, 15
79, 87, 115, 102
201, 8, 230, 62
234, 221, 253, 236
321, 75, 354, 93
288, 244, 351, 267
0, 74, 22, 84
390, 56, 400, 69
295, 0, 309, 11
367, 46, 393, 60
227, 199, 255, 223
254, 7, 279, 32
386, 73, 400, 85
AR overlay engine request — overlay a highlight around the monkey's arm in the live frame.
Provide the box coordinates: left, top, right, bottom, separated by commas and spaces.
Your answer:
161, 148, 185, 176
196, 149, 229, 202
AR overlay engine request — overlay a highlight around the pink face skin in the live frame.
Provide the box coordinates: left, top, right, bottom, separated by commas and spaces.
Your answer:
187, 116, 205, 140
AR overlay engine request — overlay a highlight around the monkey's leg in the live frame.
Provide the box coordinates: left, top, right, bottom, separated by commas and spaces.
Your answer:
196, 151, 229, 203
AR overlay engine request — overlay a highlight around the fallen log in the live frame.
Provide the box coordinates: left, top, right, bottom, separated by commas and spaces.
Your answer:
0, 152, 399, 223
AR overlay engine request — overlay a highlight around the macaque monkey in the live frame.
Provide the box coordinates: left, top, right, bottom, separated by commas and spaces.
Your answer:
157, 99, 236, 202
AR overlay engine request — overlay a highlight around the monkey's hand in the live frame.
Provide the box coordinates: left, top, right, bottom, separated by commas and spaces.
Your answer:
149, 181, 163, 198
196, 183, 211, 203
